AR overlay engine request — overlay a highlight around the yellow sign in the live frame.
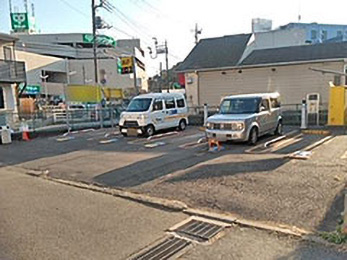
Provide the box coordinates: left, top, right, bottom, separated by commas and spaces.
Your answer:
104, 88, 123, 99
67, 85, 102, 102
67, 85, 124, 102
121, 57, 133, 69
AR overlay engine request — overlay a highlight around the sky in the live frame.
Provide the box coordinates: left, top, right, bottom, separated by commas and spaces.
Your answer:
1, 0, 347, 76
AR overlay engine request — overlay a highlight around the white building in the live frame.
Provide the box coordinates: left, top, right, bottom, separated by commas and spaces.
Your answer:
0, 33, 26, 126
14, 33, 148, 96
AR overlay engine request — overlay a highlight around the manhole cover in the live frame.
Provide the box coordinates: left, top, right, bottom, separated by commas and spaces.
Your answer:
130, 237, 190, 260
173, 219, 224, 243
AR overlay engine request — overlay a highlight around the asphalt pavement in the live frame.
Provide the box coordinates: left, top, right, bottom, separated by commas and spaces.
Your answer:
0, 166, 186, 260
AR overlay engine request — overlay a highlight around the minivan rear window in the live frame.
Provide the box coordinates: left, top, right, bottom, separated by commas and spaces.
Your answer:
176, 98, 185, 108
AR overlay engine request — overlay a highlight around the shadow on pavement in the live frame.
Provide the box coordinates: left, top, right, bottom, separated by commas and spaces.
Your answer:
317, 188, 345, 232
166, 157, 287, 183
93, 150, 221, 188
276, 242, 347, 260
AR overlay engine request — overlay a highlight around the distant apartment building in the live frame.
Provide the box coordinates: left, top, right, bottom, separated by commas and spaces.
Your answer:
249, 22, 347, 52
281, 23, 347, 44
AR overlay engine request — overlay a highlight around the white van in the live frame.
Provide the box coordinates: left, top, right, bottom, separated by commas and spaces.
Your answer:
119, 93, 189, 137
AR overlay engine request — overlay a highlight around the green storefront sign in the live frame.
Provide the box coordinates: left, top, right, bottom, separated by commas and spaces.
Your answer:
10, 12, 29, 31
83, 34, 117, 47
20, 84, 41, 95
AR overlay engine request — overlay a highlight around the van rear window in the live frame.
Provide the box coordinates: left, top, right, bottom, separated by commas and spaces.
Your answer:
176, 98, 185, 108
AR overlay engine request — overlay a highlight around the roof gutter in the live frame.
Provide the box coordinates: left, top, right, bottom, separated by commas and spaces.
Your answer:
177, 58, 347, 73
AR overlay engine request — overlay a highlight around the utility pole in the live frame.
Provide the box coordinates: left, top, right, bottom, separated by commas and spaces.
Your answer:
91, 0, 98, 85
165, 40, 169, 91
159, 62, 162, 93
194, 23, 202, 45
148, 38, 169, 92
132, 56, 139, 95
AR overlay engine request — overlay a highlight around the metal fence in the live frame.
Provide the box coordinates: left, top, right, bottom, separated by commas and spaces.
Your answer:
0, 103, 330, 133
187, 103, 329, 126
0, 105, 123, 133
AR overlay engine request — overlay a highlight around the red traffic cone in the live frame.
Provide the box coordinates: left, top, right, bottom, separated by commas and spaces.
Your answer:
22, 130, 30, 141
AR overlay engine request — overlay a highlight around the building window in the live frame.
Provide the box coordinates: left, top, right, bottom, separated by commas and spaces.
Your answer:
311, 30, 317, 40
3, 47, 12, 61
337, 30, 343, 38
0, 87, 5, 109
321, 30, 328, 41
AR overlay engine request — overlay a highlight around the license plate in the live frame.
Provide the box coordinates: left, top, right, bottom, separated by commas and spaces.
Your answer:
127, 128, 138, 136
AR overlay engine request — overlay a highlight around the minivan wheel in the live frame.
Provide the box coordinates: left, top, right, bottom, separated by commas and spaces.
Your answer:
248, 127, 258, 145
178, 119, 187, 131
145, 125, 155, 137
275, 121, 283, 136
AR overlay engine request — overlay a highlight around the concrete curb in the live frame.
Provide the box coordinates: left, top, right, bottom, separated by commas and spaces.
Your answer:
184, 208, 310, 237
22, 169, 345, 248
301, 129, 331, 135
25, 170, 187, 211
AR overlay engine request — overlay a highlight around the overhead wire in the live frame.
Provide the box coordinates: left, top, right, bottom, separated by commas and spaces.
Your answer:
57, 0, 90, 19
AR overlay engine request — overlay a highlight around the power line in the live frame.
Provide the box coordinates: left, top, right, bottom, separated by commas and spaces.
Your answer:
57, 0, 89, 19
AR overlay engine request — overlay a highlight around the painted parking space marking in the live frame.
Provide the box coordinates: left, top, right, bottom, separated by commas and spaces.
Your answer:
127, 131, 193, 145
246, 131, 301, 154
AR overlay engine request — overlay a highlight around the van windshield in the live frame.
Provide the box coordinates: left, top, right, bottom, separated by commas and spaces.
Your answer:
220, 97, 261, 114
126, 98, 152, 112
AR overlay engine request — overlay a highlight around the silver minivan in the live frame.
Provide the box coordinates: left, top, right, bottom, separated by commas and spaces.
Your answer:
205, 93, 283, 145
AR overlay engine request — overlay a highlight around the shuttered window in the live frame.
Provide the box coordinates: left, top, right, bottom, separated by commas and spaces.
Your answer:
0, 87, 5, 109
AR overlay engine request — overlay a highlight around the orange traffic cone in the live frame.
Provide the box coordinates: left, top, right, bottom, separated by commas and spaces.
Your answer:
22, 130, 30, 141
208, 138, 223, 152
21, 120, 30, 141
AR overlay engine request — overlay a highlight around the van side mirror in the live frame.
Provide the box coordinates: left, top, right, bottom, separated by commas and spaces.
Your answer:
260, 106, 266, 112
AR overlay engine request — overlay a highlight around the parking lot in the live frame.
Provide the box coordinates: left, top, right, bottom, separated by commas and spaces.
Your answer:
1, 126, 346, 233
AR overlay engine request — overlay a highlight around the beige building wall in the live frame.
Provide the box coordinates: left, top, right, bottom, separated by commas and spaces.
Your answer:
197, 61, 346, 106
185, 72, 199, 106
69, 59, 148, 94
15, 50, 67, 96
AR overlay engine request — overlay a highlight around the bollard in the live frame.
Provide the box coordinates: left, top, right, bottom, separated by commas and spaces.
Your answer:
203, 103, 208, 126
301, 99, 308, 129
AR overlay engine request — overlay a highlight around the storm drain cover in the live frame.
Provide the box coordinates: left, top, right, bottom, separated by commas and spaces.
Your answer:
131, 237, 191, 260
173, 219, 224, 243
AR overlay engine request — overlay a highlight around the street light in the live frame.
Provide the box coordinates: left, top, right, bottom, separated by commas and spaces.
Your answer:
39, 73, 49, 105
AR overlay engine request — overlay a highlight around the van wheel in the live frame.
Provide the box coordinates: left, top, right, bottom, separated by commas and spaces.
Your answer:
145, 125, 155, 137
178, 119, 187, 131
275, 121, 283, 136
248, 127, 258, 145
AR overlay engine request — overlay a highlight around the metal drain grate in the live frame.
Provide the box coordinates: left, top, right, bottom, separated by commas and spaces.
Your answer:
131, 237, 191, 260
173, 219, 224, 242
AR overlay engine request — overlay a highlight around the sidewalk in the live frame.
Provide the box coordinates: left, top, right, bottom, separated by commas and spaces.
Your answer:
0, 167, 185, 260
